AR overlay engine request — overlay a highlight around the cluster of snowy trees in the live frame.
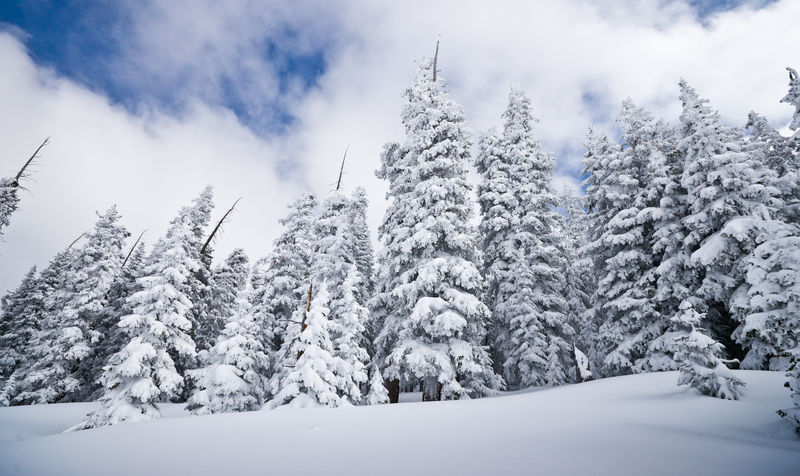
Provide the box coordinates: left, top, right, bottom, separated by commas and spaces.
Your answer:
1, 55, 799, 435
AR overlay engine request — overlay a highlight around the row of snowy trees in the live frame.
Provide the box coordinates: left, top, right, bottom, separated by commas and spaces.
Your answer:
1, 55, 798, 434
579, 70, 800, 425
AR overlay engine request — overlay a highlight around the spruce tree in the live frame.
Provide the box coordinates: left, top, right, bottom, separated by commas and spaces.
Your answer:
187, 296, 268, 415
251, 193, 316, 355
309, 191, 370, 404
0, 267, 43, 405
781, 67, 800, 138
196, 248, 250, 351
348, 187, 376, 303
5, 243, 77, 405
267, 283, 349, 409
475, 127, 518, 372
374, 56, 501, 401
677, 80, 777, 369
21, 206, 129, 403
72, 199, 201, 428
558, 187, 594, 355
497, 88, 573, 387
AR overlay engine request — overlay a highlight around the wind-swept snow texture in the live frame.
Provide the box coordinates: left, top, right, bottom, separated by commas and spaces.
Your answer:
0, 371, 797, 475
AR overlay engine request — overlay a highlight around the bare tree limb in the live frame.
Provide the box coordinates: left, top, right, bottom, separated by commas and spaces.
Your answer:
336, 146, 349, 191
122, 230, 147, 268
200, 197, 242, 254
67, 231, 88, 250
14, 137, 49, 186
432, 40, 440, 82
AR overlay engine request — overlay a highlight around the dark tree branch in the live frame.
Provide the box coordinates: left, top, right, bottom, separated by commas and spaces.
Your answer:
67, 231, 88, 250
122, 230, 147, 268
432, 40, 440, 82
336, 146, 349, 191
200, 197, 242, 254
14, 137, 49, 186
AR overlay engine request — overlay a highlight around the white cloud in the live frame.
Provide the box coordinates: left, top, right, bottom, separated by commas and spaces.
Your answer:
0, 0, 798, 292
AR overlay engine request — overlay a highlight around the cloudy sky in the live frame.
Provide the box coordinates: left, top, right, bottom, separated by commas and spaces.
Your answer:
0, 0, 797, 293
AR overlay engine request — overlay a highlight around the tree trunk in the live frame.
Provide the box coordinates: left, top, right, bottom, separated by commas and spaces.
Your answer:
387, 378, 400, 404
422, 378, 442, 402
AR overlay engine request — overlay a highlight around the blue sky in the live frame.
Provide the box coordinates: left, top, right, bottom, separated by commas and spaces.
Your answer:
0, 0, 778, 135
0, 0, 796, 293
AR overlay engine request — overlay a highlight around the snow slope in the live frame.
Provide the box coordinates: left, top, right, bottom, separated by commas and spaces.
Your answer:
0, 371, 797, 476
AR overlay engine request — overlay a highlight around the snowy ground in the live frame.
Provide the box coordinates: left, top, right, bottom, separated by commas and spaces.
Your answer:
0, 371, 797, 476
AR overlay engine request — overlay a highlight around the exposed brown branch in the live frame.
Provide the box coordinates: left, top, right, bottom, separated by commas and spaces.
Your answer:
336, 146, 349, 191
122, 230, 147, 268
14, 137, 49, 186
200, 197, 242, 254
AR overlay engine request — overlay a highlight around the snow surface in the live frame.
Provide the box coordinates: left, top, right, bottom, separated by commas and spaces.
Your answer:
0, 371, 797, 476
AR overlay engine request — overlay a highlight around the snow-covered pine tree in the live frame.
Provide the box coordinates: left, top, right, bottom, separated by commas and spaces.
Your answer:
365, 364, 389, 405
196, 248, 250, 352
774, 67, 800, 434
4, 242, 78, 405
183, 186, 215, 356
251, 193, 316, 355
496, 88, 573, 387
557, 187, 594, 356
267, 283, 349, 409
782, 67, 800, 138
583, 100, 664, 377
0, 177, 20, 240
0, 267, 43, 404
348, 187, 376, 305
581, 128, 620, 374
370, 141, 410, 402
374, 56, 501, 401
745, 112, 799, 225
0, 139, 47, 240
72, 200, 201, 429
21, 206, 129, 403
187, 289, 269, 415
672, 299, 744, 400
475, 127, 518, 373
734, 221, 800, 370
677, 80, 778, 372
309, 191, 370, 404
89, 240, 148, 396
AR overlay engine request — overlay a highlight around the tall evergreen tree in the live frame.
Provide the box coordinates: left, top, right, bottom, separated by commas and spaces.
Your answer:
196, 248, 250, 352
677, 80, 778, 371
373, 56, 501, 401
348, 187, 376, 303
251, 193, 317, 355
4, 243, 77, 405
72, 201, 201, 429
495, 88, 573, 387
0, 267, 43, 405
20, 206, 129, 403
311, 191, 370, 404
475, 127, 518, 373
583, 101, 659, 377
558, 187, 594, 355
